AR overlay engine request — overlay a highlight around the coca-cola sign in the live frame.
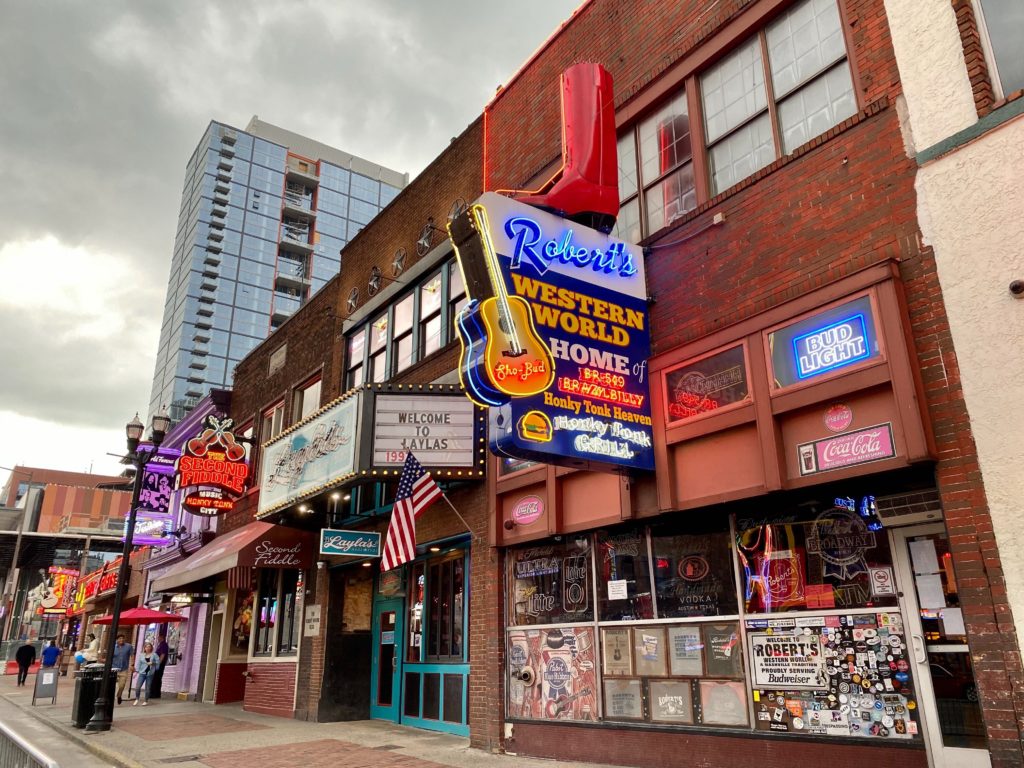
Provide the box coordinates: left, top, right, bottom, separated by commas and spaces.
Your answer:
798, 423, 896, 476
512, 495, 544, 526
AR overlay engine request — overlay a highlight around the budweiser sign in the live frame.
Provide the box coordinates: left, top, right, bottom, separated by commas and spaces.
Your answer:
798, 423, 896, 476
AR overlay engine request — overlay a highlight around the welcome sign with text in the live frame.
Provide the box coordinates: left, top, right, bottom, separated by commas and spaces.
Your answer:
461, 193, 653, 471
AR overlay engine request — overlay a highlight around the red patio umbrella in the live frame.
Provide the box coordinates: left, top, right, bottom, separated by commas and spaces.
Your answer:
92, 607, 188, 626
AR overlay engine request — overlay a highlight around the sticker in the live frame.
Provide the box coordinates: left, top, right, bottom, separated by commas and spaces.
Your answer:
888, 636, 902, 647
792, 716, 804, 730
908, 721, 918, 735
882, 715, 894, 728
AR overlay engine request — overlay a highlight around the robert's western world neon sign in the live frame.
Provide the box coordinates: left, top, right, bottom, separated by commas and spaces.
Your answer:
450, 192, 653, 471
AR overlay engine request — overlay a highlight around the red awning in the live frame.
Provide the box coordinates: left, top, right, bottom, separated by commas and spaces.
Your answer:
150, 522, 314, 593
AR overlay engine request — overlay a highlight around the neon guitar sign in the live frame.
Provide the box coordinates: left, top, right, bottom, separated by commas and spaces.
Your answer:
450, 203, 556, 407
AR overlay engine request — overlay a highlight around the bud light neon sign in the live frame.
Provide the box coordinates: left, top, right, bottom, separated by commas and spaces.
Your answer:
793, 314, 869, 380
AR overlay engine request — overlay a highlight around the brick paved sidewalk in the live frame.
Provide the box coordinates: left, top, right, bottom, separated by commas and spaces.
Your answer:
0, 671, 616, 768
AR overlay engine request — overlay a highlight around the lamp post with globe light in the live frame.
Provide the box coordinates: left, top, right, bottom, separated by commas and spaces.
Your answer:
85, 409, 170, 732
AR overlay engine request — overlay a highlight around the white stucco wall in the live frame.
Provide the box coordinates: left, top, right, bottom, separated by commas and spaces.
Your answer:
886, 0, 1024, 639
915, 120, 1024, 637
883, 0, 978, 150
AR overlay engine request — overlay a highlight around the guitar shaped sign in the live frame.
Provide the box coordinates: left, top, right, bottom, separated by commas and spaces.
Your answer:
448, 203, 555, 407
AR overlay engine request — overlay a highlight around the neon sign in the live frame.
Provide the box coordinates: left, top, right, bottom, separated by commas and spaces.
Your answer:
504, 217, 638, 278
793, 314, 869, 379
176, 415, 250, 517
452, 193, 654, 471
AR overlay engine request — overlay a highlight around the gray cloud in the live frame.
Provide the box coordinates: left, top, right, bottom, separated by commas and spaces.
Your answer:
0, 0, 580, 431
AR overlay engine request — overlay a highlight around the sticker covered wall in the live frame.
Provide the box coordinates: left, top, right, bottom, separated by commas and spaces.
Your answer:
450, 193, 653, 471
747, 613, 921, 739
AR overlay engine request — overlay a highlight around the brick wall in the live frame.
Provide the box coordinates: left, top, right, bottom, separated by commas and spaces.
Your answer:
508, 722, 928, 768
480, 0, 1024, 764
214, 660, 246, 704
243, 661, 297, 718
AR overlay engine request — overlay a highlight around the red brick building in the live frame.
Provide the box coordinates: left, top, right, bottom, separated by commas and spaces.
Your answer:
162, 1, 1023, 766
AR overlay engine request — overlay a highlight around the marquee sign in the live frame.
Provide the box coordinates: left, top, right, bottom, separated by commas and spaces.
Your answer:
450, 193, 653, 471
177, 415, 250, 517
258, 394, 359, 517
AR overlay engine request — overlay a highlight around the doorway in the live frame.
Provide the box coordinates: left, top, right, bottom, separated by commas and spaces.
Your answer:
370, 598, 404, 722
203, 612, 223, 703
891, 524, 990, 768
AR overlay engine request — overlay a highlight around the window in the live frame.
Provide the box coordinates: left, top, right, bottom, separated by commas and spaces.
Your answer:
735, 505, 898, 614
508, 537, 593, 625
345, 328, 366, 390
766, 294, 880, 389
253, 569, 301, 657
615, 91, 696, 242
975, 0, 1024, 98
703, 0, 855, 193
343, 259, 463, 383
370, 314, 388, 382
407, 552, 466, 663
260, 401, 285, 443
663, 344, 750, 423
419, 273, 443, 358
392, 294, 414, 374
448, 262, 468, 340
292, 377, 321, 422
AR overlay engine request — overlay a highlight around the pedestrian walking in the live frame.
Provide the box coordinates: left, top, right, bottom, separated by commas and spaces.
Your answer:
110, 634, 133, 705
14, 641, 35, 686
133, 642, 158, 706
40, 639, 61, 668
150, 633, 169, 699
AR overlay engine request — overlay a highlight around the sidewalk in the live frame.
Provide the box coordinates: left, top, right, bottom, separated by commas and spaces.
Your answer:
0, 672, 617, 768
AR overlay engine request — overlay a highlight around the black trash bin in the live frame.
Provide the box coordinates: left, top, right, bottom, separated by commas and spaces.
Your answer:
71, 664, 115, 728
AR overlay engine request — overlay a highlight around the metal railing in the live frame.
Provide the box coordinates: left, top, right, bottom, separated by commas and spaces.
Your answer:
0, 720, 59, 768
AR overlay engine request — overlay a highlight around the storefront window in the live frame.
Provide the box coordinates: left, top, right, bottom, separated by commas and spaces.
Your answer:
663, 344, 750, 423
509, 538, 593, 626
596, 529, 653, 621
736, 503, 899, 614
231, 589, 255, 655
767, 294, 880, 389
253, 569, 301, 657
651, 518, 738, 618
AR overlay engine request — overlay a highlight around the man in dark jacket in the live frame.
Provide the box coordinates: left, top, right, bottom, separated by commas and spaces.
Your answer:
15, 642, 36, 686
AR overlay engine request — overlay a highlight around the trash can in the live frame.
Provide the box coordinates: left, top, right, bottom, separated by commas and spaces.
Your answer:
71, 664, 115, 728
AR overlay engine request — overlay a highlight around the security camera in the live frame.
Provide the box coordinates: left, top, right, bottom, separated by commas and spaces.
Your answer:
1010, 280, 1024, 298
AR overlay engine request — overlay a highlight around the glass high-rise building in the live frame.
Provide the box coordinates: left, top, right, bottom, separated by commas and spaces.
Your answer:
148, 117, 407, 422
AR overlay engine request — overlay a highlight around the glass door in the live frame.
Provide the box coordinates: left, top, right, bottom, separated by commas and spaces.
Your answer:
891, 524, 990, 768
370, 598, 404, 722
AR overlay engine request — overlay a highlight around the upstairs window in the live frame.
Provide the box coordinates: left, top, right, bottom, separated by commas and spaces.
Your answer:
703, 0, 855, 194
975, 0, 1024, 98
616, 91, 696, 242
292, 377, 322, 422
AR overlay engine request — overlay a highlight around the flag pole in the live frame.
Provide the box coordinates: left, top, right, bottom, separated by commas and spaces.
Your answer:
441, 493, 475, 537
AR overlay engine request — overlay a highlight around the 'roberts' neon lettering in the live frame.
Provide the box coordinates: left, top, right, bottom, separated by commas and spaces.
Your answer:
504, 216, 637, 278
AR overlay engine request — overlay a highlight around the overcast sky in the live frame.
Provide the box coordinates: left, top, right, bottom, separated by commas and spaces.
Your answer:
0, 0, 581, 488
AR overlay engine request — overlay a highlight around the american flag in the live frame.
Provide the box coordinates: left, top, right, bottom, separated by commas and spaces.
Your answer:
381, 453, 443, 572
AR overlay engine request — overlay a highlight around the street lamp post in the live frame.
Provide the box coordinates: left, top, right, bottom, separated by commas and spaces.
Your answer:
85, 409, 170, 732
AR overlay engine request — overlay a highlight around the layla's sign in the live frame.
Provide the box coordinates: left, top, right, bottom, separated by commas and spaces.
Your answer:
451, 193, 653, 471
798, 423, 896, 476
319, 529, 382, 558
258, 395, 358, 517
177, 415, 250, 517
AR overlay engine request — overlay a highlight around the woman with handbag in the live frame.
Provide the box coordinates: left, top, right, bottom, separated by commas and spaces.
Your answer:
133, 642, 158, 706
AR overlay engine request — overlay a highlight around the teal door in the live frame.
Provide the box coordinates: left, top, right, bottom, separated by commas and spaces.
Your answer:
370, 598, 404, 722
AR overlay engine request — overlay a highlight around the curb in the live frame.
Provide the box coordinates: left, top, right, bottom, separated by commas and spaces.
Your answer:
1, 693, 145, 768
